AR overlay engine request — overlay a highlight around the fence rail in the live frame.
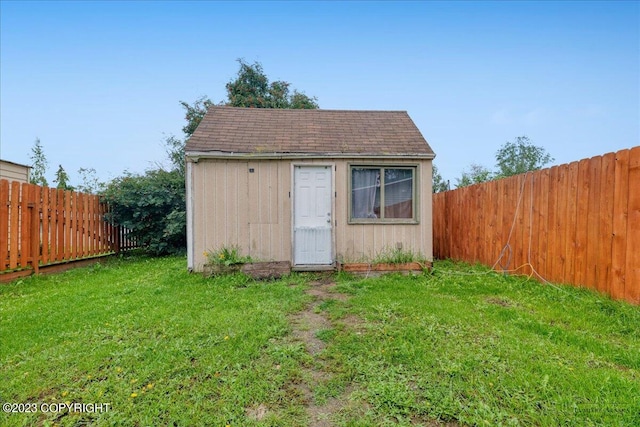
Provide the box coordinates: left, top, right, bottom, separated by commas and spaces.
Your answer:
433, 146, 639, 305
0, 179, 138, 274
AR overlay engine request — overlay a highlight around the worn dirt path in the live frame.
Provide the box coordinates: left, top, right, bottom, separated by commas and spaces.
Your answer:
255, 276, 461, 427
288, 276, 351, 427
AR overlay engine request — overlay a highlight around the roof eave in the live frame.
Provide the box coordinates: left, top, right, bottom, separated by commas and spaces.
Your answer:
185, 151, 436, 161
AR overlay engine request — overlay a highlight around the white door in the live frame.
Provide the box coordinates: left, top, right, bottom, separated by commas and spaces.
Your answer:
293, 166, 333, 265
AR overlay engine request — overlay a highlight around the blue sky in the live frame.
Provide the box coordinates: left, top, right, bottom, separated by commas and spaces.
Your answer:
1, 1, 638, 186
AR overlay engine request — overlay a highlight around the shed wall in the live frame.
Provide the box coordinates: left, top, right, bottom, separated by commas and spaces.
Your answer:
189, 158, 432, 271
0, 161, 30, 183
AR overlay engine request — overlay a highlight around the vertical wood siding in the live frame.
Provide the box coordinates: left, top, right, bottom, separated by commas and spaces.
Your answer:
190, 158, 433, 271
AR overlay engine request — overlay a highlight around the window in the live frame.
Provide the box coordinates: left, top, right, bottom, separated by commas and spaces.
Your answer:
350, 166, 417, 223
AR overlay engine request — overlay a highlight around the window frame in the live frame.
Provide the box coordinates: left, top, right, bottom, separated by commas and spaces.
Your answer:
348, 164, 419, 224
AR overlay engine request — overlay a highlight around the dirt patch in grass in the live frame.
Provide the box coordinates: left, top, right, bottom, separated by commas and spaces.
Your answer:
290, 309, 331, 355
486, 296, 512, 307
245, 403, 268, 421
339, 313, 366, 331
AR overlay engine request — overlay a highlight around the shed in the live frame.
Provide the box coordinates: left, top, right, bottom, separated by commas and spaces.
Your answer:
0, 159, 31, 183
185, 106, 435, 272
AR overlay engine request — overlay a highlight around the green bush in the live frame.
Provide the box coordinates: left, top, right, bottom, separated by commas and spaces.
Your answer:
101, 169, 185, 255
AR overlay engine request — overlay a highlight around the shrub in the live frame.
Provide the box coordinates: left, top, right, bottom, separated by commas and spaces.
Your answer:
101, 169, 186, 255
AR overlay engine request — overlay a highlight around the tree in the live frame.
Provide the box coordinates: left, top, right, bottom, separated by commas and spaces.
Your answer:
179, 96, 215, 138
290, 90, 320, 109
432, 164, 449, 193
176, 60, 319, 152
455, 163, 493, 188
164, 135, 186, 175
494, 136, 554, 178
53, 165, 73, 190
225, 59, 318, 109
455, 136, 555, 188
102, 59, 319, 255
29, 138, 48, 186
76, 167, 104, 194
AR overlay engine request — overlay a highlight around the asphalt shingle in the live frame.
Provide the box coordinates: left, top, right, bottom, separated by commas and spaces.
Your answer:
185, 107, 434, 156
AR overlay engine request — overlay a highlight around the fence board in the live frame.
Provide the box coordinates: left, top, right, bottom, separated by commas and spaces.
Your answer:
466, 186, 474, 262
471, 185, 479, 262
625, 147, 640, 303
71, 192, 77, 259
92, 196, 99, 255
495, 178, 507, 270
486, 180, 497, 266
9, 181, 20, 270
498, 177, 511, 270
49, 189, 57, 263
611, 150, 629, 300
585, 156, 602, 289
597, 153, 615, 294
516, 175, 527, 273
574, 159, 590, 287
554, 165, 568, 281
546, 166, 558, 280
0, 180, 9, 269
513, 175, 524, 272
90, 195, 94, 256
19, 183, 30, 268
55, 188, 64, 261
30, 185, 41, 271
564, 161, 579, 286
100, 202, 107, 253
536, 168, 549, 279
83, 193, 89, 257
76, 193, 83, 258
432, 146, 639, 304
88, 194, 93, 256
84, 193, 89, 256
452, 189, 461, 260
464, 186, 471, 261
42, 187, 50, 265
523, 174, 533, 273
526, 174, 536, 276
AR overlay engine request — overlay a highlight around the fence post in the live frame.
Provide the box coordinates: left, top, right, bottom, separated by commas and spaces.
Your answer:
114, 225, 121, 255
28, 202, 40, 274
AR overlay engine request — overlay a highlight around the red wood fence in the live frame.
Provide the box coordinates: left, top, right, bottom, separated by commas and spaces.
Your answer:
432, 146, 640, 305
0, 179, 138, 275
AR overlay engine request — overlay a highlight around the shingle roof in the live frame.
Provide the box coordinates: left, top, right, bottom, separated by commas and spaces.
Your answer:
185, 107, 434, 157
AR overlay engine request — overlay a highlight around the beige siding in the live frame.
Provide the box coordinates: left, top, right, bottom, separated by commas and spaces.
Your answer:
0, 160, 30, 183
191, 160, 291, 271
190, 157, 433, 271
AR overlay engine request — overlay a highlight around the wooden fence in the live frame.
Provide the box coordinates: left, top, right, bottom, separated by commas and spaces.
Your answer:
0, 179, 138, 275
432, 146, 640, 305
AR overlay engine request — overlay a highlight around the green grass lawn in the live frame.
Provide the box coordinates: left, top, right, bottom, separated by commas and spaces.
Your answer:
0, 254, 311, 426
1, 255, 638, 426
327, 263, 640, 426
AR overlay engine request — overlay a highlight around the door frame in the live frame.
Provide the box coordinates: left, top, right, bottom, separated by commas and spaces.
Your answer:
291, 162, 336, 269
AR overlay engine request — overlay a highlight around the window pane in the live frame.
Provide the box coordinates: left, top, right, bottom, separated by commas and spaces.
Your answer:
351, 168, 380, 218
384, 169, 413, 218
